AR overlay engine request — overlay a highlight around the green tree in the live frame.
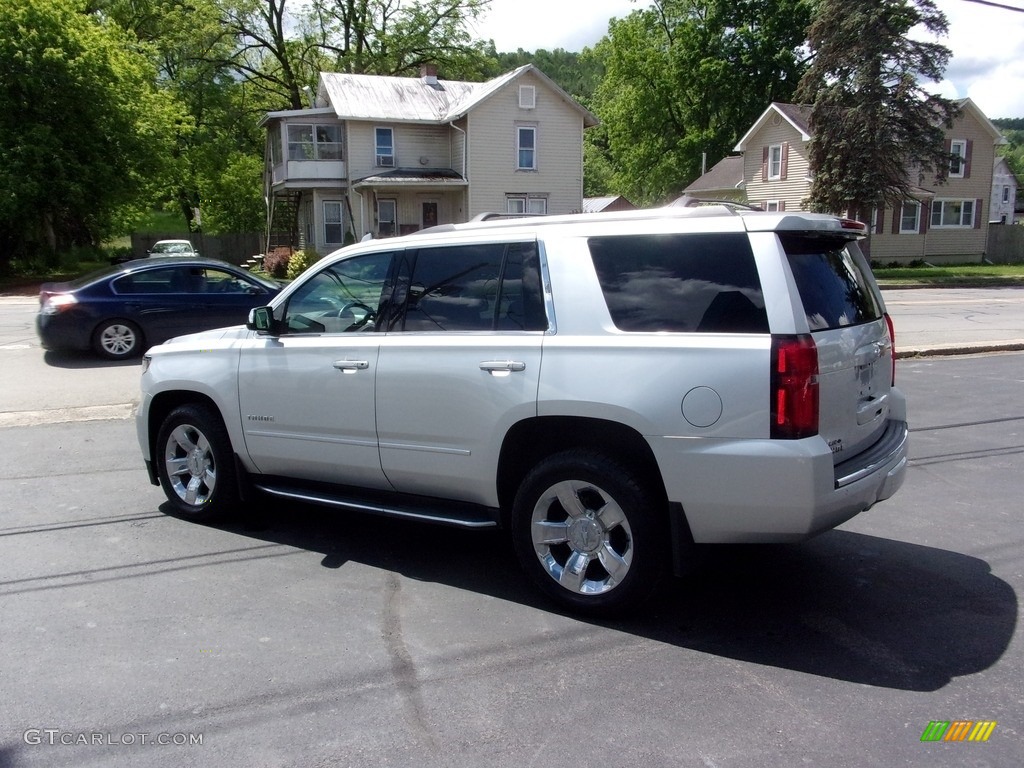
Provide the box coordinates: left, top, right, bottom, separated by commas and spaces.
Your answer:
587, 0, 811, 205
0, 0, 176, 269
795, 0, 959, 215
309, 0, 492, 81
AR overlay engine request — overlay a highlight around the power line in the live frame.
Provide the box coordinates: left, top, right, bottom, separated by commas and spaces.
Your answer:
957, 0, 1024, 12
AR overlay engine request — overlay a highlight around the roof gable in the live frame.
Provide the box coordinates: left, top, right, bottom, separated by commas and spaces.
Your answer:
734, 102, 812, 151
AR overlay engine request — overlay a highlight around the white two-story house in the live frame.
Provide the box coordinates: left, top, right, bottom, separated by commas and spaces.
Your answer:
729, 98, 1006, 262
262, 64, 598, 253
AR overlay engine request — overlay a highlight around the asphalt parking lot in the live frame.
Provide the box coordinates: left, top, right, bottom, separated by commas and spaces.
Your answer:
0, 291, 1021, 767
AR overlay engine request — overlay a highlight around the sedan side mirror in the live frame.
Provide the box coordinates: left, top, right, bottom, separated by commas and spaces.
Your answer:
247, 306, 279, 334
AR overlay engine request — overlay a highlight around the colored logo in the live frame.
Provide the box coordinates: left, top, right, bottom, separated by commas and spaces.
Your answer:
920, 721, 997, 742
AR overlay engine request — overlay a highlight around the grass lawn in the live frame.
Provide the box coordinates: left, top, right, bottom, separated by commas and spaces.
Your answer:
873, 263, 1024, 286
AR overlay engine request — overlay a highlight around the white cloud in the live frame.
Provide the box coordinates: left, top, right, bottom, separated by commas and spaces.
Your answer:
474, 0, 1024, 118
471, 0, 637, 51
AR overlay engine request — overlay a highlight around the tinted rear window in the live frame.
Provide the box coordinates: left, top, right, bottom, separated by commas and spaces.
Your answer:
782, 235, 883, 331
589, 233, 768, 333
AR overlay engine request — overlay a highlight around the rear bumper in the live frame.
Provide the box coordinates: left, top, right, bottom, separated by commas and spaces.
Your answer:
648, 418, 909, 543
36, 312, 92, 352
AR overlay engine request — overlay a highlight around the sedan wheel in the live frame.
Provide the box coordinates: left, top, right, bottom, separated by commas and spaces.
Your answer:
155, 404, 238, 522
512, 450, 666, 616
93, 319, 142, 359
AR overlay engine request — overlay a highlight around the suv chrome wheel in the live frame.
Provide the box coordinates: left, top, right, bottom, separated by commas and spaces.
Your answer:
155, 404, 238, 522
530, 479, 634, 595
512, 451, 666, 616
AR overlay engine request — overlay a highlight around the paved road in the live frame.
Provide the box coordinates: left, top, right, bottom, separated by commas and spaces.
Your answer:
2, 287, 1022, 426
0, 353, 1021, 767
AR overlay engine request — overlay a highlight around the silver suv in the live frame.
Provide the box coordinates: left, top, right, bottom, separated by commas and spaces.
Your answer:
137, 207, 908, 615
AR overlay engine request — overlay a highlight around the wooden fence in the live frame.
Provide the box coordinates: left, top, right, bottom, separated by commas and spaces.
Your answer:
986, 224, 1024, 264
130, 233, 262, 266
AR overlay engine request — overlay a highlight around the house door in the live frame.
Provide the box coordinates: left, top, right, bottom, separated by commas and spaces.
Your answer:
422, 201, 438, 229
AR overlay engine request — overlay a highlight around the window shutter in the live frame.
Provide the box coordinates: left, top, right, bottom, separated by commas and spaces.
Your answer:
891, 206, 900, 235
779, 201, 786, 211
964, 140, 973, 179
761, 146, 769, 182
780, 142, 789, 181
974, 198, 983, 229
919, 205, 928, 234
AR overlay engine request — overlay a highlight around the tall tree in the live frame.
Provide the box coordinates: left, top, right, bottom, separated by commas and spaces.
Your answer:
586, 0, 811, 205
795, 0, 960, 215
0, 0, 176, 268
309, 0, 492, 80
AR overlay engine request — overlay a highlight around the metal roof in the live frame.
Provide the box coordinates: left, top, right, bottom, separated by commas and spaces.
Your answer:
316, 64, 598, 127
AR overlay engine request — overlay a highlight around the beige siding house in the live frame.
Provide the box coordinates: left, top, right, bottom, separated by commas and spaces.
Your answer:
732, 100, 1007, 263
262, 65, 597, 252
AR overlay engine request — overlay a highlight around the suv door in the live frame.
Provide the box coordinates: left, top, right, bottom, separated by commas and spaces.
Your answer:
237, 250, 395, 488
375, 241, 547, 505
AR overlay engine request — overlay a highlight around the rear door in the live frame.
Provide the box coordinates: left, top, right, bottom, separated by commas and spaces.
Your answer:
374, 240, 547, 506
781, 233, 893, 461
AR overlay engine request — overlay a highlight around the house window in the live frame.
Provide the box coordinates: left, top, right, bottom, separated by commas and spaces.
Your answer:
517, 126, 536, 170
931, 199, 974, 228
519, 85, 536, 109
765, 200, 781, 212
315, 125, 343, 160
287, 125, 315, 160
768, 144, 783, 180
900, 201, 921, 233
377, 198, 397, 237
375, 127, 395, 167
949, 140, 966, 178
506, 195, 547, 214
324, 201, 344, 245
287, 124, 343, 161
1003, 186, 1011, 204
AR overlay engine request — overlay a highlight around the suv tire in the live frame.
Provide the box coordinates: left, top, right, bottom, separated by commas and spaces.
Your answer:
511, 450, 666, 616
156, 404, 239, 523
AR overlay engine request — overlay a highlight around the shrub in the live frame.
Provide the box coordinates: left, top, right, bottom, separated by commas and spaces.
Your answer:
286, 248, 321, 280
263, 247, 292, 278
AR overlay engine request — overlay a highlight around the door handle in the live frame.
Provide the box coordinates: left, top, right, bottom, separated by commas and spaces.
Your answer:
333, 360, 369, 372
479, 360, 526, 373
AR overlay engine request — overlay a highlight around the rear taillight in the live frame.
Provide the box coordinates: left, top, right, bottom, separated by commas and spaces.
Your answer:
40, 294, 77, 316
771, 334, 819, 439
884, 312, 896, 385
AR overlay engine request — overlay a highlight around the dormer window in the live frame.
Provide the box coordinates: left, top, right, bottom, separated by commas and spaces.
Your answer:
375, 127, 394, 167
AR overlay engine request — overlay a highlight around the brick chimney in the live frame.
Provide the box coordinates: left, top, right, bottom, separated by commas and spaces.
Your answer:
420, 64, 438, 86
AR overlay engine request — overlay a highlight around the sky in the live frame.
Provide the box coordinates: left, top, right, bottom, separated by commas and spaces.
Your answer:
470, 0, 1024, 120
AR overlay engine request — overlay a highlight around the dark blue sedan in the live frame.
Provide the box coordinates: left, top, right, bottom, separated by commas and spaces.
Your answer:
36, 257, 281, 359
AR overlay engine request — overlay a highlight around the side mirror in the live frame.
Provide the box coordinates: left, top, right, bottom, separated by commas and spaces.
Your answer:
247, 306, 277, 334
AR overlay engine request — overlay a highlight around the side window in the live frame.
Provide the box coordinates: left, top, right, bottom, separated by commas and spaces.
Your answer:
392, 242, 546, 332
202, 268, 266, 294
589, 234, 768, 333
113, 266, 190, 294
282, 251, 393, 334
